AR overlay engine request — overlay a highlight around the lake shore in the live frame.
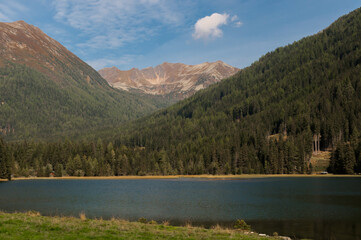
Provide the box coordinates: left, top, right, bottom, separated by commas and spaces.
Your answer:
8, 173, 361, 181
0, 211, 278, 240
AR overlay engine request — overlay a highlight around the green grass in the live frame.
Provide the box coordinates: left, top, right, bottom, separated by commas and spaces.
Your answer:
310, 151, 331, 173
0, 212, 278, 240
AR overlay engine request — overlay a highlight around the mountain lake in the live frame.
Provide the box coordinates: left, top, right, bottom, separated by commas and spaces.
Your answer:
0, 177, 360, 240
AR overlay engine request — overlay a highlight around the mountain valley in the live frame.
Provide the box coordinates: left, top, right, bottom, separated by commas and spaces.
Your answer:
0, 21, 165, 140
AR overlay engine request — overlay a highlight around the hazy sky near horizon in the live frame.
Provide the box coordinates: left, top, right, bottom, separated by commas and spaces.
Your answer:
0, 0, 359, 70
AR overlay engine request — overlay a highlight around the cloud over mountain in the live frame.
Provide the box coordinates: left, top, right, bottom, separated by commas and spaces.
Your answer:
193, 12, 241, 40
193, 13, 229, 40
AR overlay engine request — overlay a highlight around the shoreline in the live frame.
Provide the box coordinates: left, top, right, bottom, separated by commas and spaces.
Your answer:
0, 211, 279, 240
6, 174, 361, 181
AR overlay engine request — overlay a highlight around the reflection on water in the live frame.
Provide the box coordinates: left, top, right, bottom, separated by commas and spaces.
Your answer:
0, 177, 360, 240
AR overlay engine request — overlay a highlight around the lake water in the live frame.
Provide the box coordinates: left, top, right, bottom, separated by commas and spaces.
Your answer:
0, 177, 360, 240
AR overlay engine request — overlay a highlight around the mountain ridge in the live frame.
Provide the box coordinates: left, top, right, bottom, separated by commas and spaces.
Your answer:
112, 7, 361, 175
0, 20, 108, 87
1, 8, 361, 180
99, 61, 239, 99
0, 20, 163, 140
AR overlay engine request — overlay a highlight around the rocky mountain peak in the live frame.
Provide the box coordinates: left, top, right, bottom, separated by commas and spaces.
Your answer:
99, 61, 239, 99
0, 20, 101, 85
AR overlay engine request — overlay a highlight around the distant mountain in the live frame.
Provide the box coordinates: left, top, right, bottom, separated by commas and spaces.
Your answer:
2, 8, 361, 180
114, 8, 361, 175
99, 61, 239, 100
0, 21, 161, 140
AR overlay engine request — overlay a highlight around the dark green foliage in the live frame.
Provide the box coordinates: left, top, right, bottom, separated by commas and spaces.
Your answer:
138, 217, 148, 224
0, 62, 163, 141
329, 142, 358, 174
112, 8, 361, 175
234, 219, 251, 231
54, 163, 63, 177
2, 8, 361, 177
66, 154, 83, 176
0, 137, 11, 180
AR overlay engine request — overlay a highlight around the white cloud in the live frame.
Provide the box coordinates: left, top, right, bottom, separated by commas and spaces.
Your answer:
192, 13, 243, 40
231, 15, 238, 22
235, 21, 243, 27
52, 0, 182, 49
193, 13, 229, 40
230, 15, 242, 27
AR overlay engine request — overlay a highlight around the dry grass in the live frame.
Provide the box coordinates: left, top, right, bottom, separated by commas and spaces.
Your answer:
26, 210, 41, 217
267, 133, 288, 141
148, 220, 157, 224
79, 212, 87, 221
184, 222, 193, 228
310, 151, 332, 172
212, 224, 223, 230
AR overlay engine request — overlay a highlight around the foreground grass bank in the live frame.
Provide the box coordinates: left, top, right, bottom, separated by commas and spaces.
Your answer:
0, 212, 279, 240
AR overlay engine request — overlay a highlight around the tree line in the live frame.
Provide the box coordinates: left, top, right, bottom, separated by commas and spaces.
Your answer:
1, 8, 361, 179
0, 135, 320, 179
0, 130, 359, 180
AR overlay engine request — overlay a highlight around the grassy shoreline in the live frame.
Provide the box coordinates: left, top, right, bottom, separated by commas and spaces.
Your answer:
6, 174, 361, 181
0, 211, 278, 240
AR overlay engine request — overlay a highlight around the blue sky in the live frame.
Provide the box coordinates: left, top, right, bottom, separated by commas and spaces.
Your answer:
0, 0, 360, 70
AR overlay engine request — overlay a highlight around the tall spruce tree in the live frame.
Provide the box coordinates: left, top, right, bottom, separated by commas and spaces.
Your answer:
0, 137, 11, 180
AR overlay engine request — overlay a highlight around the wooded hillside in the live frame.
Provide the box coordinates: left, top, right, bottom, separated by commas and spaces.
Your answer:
1, 8, 361, 178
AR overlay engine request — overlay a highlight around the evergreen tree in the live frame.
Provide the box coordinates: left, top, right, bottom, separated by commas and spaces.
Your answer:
54, 163, 63, 177
0, 138, 11, 180
344, 145, 356, 174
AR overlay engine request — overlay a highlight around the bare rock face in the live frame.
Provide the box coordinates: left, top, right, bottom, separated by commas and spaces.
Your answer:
0, 20, 239, 100
99, 61, 239, 99
0, 20, 105, 86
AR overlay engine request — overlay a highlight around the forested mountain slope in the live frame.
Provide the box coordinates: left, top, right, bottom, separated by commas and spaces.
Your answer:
1, 8, 361, 179
114, 7, 361, 174
0, 21, 163, 140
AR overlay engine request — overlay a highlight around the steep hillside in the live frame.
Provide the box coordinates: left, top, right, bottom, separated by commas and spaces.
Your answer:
1, 9, 361, 178
113, 8, 361, 175
0, 21, 161, 140
99, 61, 239, 100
